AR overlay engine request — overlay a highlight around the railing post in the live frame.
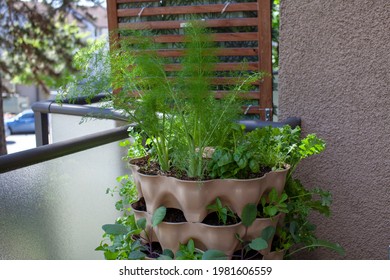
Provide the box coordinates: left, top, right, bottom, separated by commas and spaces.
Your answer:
34, 111, 49, 146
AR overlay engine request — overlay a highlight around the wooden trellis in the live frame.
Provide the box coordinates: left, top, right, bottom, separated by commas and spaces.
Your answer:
106, 0, 273, 120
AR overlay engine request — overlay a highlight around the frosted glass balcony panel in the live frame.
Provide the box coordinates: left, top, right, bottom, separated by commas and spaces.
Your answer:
0, 141, 128, 260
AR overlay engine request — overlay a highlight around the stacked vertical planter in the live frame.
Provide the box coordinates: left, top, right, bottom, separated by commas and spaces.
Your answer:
130, 159, 289, 259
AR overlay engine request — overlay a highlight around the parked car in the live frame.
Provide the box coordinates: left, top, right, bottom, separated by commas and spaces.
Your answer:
5, 109, 35, 134
4, 122, 10, 137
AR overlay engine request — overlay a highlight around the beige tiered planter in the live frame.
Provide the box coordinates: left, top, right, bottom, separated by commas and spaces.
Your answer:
130, 161, 289, 223
155, 221, 245, 257
129, 159, 289, 259
262, 250, 285, 260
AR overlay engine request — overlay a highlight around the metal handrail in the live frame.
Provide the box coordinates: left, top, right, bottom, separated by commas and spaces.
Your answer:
0, 125, 130, 174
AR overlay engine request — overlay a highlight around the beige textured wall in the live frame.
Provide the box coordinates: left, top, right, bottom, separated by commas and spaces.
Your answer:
279, 0, 390, 259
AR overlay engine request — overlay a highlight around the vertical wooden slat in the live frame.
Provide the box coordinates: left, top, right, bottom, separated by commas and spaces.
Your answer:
257, 0, 273, 120
106, 0, 119, 44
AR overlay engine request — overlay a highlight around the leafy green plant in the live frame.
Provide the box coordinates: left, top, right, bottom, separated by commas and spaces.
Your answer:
206, 198, 238, 225
175, 239, 203, 260
95, 214, 148, 260
106, 174, 138, 212
119, 127, 151, 161
237, 204, 276, 259
259, 188, 289, 218
209, 125, 297, 178
260, 178, 345, 259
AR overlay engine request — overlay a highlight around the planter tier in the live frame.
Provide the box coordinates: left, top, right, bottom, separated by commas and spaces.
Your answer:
262, 250, 285, 260
156, 221, 245, 257
130, 163, 289, 223
130, 201, 282, 258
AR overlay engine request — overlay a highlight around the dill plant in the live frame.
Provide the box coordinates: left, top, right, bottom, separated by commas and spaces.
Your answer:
60, 22, 264, 179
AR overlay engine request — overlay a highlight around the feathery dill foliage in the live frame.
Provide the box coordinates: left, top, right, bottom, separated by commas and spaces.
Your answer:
60, 23, 263, 179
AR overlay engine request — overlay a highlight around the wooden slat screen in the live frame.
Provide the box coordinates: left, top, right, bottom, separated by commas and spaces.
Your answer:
106, 0, 273, 120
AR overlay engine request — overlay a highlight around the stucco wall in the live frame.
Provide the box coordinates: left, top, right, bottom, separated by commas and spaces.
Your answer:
279, 0, 390, 259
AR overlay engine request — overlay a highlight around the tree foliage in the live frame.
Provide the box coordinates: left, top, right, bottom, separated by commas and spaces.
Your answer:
0, 0, 102, 155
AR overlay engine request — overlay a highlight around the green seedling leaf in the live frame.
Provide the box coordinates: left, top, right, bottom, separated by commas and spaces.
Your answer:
269, 188, 278, 202
104, 250, 119, 260
241, 203, 257, 227
152, 206, 167, 227
102, 224, 128, 235
249, 237, 268, 251
162, 249, 174, 259
187, 239, 195, 254
157, 254, 173, 260
128, 251, 147, 260
136, 217, 147, 230
202, 250, 228, 260
249, 159, 260, 173
261, 226, 276, 241
264, 205, 278, 217
218, 152, 233, 166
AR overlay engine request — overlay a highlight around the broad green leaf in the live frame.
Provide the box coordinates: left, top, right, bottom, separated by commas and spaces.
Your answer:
104, 250, 119, 260
265, 206, 278, 217
241, 203, 257, 227
102, 224, 128, 235
152, 206, 166, 227
261, 226, 276, 241
162, 249, 174, 259
218, 152, 233, 166
136, 217, 147, 230
249, 237, 268, 251
202, 250, 228, 260
128, 251, 147, 260
269, 188, 278, 202
157, 254, 173, 260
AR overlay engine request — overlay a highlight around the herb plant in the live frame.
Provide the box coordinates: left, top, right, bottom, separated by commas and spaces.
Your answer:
259, 188, 288, 218
206, 198, 238, 225
60, 22, 265, 180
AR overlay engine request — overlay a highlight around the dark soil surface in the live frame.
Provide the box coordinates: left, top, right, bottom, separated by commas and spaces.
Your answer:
130, 157, 273, 181
163, 208, 187, 223
132, 197, 147, 212
231, 249, 264, 260
141, 241, 163, 259
201, 211, 241, 226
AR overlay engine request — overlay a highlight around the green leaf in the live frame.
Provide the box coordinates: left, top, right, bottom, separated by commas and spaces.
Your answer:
157, 254, 173, 260
249, 159, 260, 173
221, 207, 228, 224
241, 203, 257, 227
102, 224, 128, 235
187, 239, 195, 254
136, 217, 147, 230
104, 250, 119, 260
313, 240, 345, 256
218, 152, 233, 166
261, 226, 276, 241
162, 249, 174, 259
264, 206, 278, 217
269, 188, 278, 202
202, 250, 228, 260
128, 251, 147, 260
152, 206, 166, 227
249, 238, 268, 251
